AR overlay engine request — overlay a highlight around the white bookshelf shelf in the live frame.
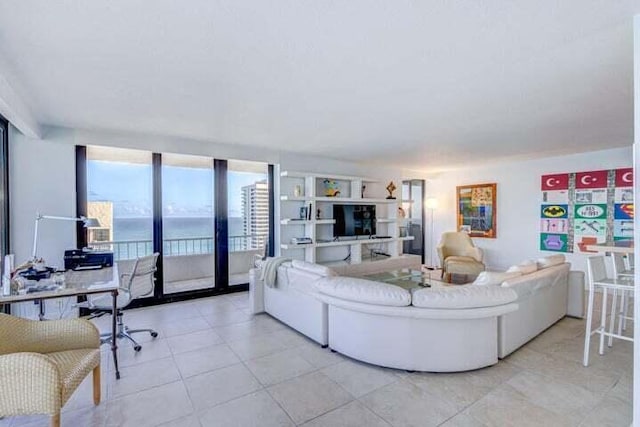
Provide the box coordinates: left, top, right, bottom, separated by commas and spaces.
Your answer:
281, 171, 379, 183
376, 218, 397, 223
280, 243, 315, 250
278, 169, 407, 264
280, 236, 414, 250
280, 195, 308, 201
280, 219, 336, 225
280, 195, 397, 204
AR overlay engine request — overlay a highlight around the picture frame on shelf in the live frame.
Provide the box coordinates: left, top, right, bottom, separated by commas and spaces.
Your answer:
456, 183, 497, 238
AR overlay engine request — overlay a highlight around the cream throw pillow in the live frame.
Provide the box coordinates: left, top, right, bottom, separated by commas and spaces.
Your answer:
536, 254, 566, 269
473, 271, 522, 286
506, 260, 538, 275
291, 260, 336, 277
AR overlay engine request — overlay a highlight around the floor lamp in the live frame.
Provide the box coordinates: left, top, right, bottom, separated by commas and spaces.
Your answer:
32, 213, 100, 261
424, 198, 438, 269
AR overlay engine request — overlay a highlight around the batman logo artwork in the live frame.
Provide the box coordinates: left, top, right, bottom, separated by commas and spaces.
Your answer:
542, 205, 567, 218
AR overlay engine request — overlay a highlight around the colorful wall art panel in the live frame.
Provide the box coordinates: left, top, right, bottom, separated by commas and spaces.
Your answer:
540, 173, 570, 252
456, 183, 497, 238
540, 168, 633, 253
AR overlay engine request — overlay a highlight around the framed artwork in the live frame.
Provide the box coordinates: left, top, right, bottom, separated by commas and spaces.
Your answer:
456, 183, 497, 238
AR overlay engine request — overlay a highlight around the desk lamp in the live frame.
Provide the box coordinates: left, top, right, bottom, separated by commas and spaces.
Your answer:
32, 213, 101, 261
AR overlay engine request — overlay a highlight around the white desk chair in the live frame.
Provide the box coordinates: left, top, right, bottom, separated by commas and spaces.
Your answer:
583, 256, 634, 367
610, 252, 634, 340
88, 253, 160, 352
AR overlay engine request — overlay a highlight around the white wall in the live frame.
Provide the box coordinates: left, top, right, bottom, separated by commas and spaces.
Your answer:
424, 146, 632, 273
9, 125, 401, 268
10, 126, 76, 267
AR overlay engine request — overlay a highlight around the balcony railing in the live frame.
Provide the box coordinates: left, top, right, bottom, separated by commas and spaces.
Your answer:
89, 234, 267, 261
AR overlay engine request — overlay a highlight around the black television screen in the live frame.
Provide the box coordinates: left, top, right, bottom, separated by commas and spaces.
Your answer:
333, 204, 376, 237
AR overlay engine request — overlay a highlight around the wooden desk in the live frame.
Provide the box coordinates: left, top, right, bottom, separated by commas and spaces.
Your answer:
585, 240, 634, 254
0, 266, 121, 379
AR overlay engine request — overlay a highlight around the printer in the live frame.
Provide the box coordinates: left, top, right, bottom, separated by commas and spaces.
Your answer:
64, 248, 114, 271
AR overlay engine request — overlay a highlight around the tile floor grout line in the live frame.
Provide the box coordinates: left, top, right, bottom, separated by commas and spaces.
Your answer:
229, 343, 299, 426
9, 291, 632, 427
505, 349, 623, 400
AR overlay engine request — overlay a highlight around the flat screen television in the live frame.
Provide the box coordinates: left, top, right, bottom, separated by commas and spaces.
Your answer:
333, 204, 376, 237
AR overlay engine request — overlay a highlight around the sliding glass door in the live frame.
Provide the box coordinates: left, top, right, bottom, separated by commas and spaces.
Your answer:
162, 154, 215, 294
79, 146, 272, 305
85, 147, 154, 269
401, 179, 425, 262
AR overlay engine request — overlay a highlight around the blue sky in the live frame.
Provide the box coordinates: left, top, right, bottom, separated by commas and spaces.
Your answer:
88, 160, 266, 218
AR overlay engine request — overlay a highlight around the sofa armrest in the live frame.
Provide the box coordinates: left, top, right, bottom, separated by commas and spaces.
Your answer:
436, 244, 445, 267
0, 352, 61, 415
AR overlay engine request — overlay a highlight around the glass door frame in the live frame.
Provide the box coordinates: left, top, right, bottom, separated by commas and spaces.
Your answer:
76, 146, 274, 307
402, 179, 426, 264
0, 116, 9, 314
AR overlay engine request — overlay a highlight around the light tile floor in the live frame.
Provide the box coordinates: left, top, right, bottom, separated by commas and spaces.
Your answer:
2, 291, 633, 427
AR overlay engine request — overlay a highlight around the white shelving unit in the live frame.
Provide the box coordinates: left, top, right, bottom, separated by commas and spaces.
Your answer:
280, 218, 336, 225
278, 170, 413, 264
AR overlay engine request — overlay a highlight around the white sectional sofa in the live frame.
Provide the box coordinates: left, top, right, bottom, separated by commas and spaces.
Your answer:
497, 259, 584, 358
262, 260, 334, 346
251, 253, 584, 372
315, 278, 518, 372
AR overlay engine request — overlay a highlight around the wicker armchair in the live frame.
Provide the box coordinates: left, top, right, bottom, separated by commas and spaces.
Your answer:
0, 313, 101, 427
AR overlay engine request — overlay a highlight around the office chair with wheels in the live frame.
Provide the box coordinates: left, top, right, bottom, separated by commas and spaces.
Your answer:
88, 253, 159, 352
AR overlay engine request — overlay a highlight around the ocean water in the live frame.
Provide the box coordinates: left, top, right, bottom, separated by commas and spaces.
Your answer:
113, 216, 245, 241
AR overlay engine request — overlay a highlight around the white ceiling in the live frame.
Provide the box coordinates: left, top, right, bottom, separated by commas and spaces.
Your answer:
0, 1, 637, 172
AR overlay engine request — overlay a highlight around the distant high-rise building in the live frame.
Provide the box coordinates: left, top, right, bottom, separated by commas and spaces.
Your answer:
241, 180, 269, 250
87, 201, 114, 243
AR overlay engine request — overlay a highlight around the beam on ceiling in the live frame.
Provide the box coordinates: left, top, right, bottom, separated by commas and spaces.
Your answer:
0, 71, 40, 139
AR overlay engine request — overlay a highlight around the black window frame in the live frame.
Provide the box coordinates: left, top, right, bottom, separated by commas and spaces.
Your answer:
0, 116, 9, 314
76, 146, 274, 307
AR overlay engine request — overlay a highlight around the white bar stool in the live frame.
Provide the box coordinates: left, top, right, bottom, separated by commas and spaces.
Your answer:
583, 256, 634, 367
610, 253, 634, 341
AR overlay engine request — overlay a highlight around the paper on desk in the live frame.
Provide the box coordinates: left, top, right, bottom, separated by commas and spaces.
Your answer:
88, 281, 118, 290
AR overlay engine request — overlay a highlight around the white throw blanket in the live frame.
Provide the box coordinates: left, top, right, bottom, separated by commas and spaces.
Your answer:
261, 257, 291, 288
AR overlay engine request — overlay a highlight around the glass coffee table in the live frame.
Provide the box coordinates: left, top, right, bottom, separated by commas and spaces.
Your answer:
363, 268, 449, 291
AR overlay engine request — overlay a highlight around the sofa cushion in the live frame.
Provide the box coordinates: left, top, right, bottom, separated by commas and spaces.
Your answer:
501, 263, 570, 298
536, 254, 566, 269
284, 266, 327, 294
412, 285, 518, 309
411, 285, 517, 309
472, 271, 522, 286
315, 277, 411, 307
291, 260, 336, 277
506, 260, 537, 275
445, 255, 482, 265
